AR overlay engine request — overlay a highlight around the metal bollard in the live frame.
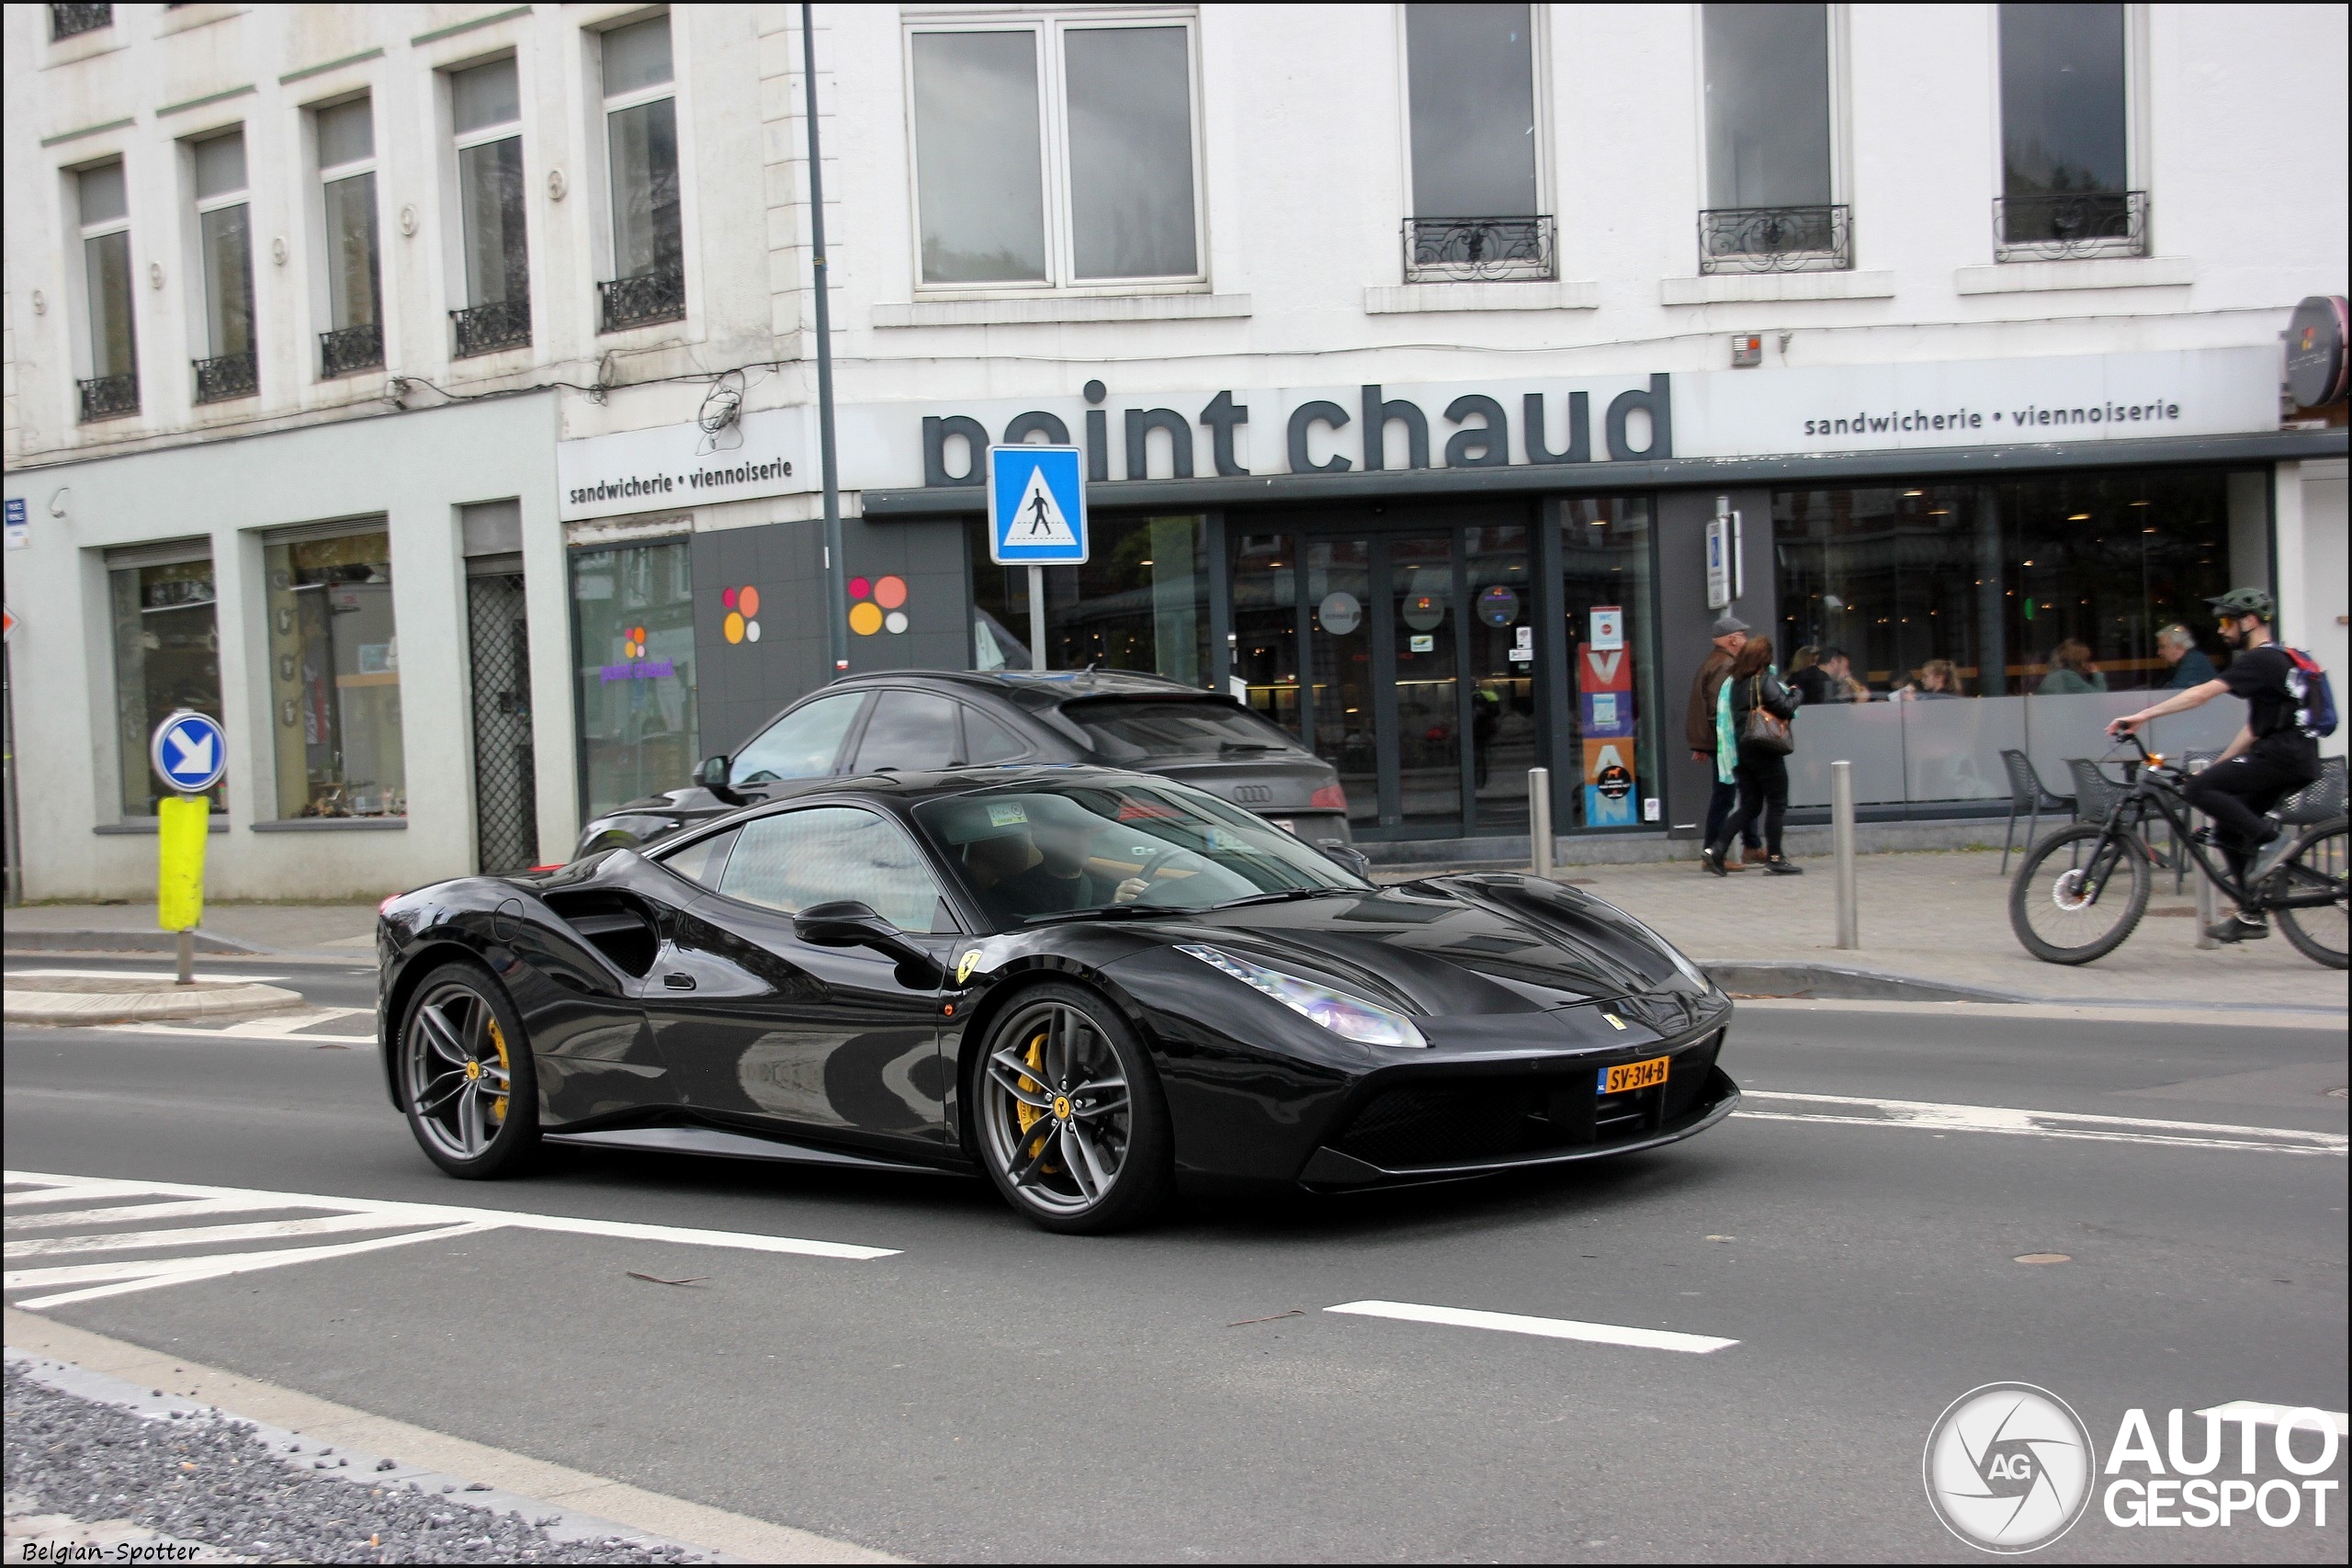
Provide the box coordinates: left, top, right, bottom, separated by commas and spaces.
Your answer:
1831, 760, 1859, 949
1528, 768, 1554, 880
175, 927, 195, 987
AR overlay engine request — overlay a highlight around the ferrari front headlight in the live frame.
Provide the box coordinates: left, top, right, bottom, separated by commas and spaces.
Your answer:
1177, 943, 1428, 1048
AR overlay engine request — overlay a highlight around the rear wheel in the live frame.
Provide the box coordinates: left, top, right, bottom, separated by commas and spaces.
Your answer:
2009, 822, 2150, 964
2268, 816, 2347, 970
972, 983, 1172, 1235
399, 959, 540, 1178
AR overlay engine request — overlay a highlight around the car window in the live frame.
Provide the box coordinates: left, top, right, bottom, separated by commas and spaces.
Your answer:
962, 706, 1028, 763
854, 689, 962, 772
1060, 698, 1297, 761
718, 807, 952, 932
731, 693, 865, 785
658, 828, 738, 889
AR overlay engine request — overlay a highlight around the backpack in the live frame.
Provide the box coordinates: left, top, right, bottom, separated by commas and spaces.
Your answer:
2282, 648, 2338, 739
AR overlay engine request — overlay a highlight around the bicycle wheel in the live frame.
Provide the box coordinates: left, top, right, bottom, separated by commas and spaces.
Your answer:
2269, 816, 2347, 970
2009, 822, 2151, 964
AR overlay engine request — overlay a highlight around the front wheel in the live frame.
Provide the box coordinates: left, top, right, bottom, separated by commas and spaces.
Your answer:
2009, 822, 2151, 964
972, 982, 1173, 1235
2268, 816, 2347, 970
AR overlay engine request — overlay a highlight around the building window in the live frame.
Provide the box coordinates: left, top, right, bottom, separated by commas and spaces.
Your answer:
598, 14, 684, 332
450, 57, 530, 355
190, 130, 257, 402
1698, 3, 1847, 273
51, 5, 112, 42
908, 16, 1201, 288
107, 546, 221, 818
1772, 469, 2256, 811
1402, 3, 1553, 281
967, 513, 1208, 680
1995, 2, 2143, 259
571, 538, 697, 820
74, 160, 139, 421
264, 527, 405, 818
315, 96, 383, 378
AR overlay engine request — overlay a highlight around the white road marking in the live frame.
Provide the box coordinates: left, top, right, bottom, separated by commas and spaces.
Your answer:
1327, 1300, 1738, 1355
1736, 1090, 2346, 1156
2, 1168, 899, 1312
80, 1009, 376, 1044
6, 968, 289, 983
2195, 1402, 2350, 1436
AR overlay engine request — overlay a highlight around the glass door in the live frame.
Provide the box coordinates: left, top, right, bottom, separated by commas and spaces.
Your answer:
1387, 534, 1461, 832
1304, 537, 1379, 834
1464, 523, 1535, 835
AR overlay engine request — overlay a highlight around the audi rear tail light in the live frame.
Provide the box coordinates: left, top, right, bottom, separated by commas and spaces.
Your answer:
1310, 784, 1348, 811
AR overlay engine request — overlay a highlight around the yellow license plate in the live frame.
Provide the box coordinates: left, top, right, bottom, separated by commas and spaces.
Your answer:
1600, 1055, 1670, 1095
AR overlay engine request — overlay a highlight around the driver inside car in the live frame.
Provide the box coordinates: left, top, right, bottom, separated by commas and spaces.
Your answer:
952, 803, 1149, 925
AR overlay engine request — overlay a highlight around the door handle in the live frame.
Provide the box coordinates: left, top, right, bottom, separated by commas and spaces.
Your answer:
662, 973, 697, 991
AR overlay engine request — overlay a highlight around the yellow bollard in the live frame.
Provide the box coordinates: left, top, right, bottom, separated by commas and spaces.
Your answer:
158, 794, 208, 983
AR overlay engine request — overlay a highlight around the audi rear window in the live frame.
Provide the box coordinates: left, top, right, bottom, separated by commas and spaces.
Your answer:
1062, 699, 1298, 761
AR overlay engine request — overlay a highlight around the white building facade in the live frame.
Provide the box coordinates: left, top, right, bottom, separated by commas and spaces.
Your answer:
6, 2, 2345, 898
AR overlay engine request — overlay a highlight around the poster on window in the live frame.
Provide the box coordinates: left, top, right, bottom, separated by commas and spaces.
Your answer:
1577, 643, 1634, 738
1582, 739, 1636, 828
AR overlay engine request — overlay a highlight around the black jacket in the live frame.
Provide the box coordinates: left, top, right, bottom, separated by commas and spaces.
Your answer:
1728, 669, 1798, 743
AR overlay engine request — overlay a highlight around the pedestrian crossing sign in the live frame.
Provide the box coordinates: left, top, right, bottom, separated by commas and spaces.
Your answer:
988, 445, 1089, 565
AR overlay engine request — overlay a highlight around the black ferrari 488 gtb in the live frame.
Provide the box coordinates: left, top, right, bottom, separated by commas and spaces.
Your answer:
376, 766, 1738, 1232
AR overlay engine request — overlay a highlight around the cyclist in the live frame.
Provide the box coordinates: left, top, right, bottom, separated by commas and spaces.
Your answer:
2107, 588, 2324, 942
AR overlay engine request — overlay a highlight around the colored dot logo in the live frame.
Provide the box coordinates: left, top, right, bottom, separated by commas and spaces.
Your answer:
623, 626, 649, 658
848, 575, 909, 637
721, 585, 762, 645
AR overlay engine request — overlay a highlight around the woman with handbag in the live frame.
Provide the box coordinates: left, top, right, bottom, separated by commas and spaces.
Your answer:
1703, 636, 1803, 876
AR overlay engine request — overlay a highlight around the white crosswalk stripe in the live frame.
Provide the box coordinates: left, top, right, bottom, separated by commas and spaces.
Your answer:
3, 1168, 900, 1313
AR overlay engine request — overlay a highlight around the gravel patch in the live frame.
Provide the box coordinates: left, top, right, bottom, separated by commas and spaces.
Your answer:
4, 1366, 697, 1564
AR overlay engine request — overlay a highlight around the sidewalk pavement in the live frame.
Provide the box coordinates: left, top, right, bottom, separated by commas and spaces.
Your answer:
6, 848, 2343, 1014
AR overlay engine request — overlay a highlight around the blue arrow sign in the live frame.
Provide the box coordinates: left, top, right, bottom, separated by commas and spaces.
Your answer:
988, 445, 1088, 565
151, 710, 228, 795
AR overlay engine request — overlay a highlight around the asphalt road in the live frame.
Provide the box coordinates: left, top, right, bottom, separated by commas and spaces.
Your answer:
6, 954, 2346, 1563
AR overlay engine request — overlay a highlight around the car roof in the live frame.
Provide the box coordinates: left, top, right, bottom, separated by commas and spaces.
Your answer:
652, 763, 1189, 844
828, 668, 1223, 706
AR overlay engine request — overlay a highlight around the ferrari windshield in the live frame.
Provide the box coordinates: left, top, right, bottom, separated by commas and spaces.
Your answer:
915, 778, 1368, 928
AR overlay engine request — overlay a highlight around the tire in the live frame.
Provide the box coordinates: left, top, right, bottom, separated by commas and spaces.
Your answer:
397, 957, 541, 1179
970, 981, 1173, 1235
2008, 822, 2151, 965
2270, 816, 2347, 971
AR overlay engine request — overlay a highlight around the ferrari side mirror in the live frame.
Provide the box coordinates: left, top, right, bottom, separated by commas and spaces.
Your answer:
1318, 840, 1373, 878
794, 900, 899, 946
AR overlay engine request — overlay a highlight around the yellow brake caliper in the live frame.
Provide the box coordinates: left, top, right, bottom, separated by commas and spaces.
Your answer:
1014, 1032, 1055, 1168
487, 1017, 511, 1124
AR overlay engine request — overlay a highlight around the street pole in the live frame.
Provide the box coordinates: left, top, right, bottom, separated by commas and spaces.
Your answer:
802, 3, 847, 678
1831, 760, 1859, 949
1028, 565, 1047, 670
1527, 767, 1554, 880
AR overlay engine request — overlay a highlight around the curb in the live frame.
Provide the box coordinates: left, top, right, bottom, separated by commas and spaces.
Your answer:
3, 929, 267, 955
4, 984, 308, 1027
1702, 960, 2026, 1004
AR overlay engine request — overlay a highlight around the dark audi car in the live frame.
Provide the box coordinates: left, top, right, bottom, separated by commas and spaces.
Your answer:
379, 766, 1738, 1233
575, 669, 1351, 859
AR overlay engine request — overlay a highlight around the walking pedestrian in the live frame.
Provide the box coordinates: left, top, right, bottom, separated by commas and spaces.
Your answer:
1703, 636, 1803, 876
1686, 613, 1761, 870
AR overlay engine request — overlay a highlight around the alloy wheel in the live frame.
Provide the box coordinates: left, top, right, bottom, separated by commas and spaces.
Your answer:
978, 998, 1135, 1217
404, 978, 515, 1161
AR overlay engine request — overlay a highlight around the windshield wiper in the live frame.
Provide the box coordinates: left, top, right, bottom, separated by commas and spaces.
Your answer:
1217, 741, 1286, 753
1204, 887, 1360, 911
1017, 903, 1175, 926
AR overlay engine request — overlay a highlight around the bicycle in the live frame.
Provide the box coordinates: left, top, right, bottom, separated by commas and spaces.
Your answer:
2007, 732, 2346, 969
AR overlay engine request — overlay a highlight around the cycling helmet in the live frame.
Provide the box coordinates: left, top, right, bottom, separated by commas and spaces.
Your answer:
2204, 587, 2276, 621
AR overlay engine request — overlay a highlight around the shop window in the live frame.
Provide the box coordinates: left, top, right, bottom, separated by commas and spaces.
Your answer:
1562, 499, 1658, 830
450, 57, 530, 355
264, 527, 405, 818
74, 160, 139, 421
967, 513, 1209, 682
908, 16, 1201, 287
1995, 3, 2143, 259
314, 96, 383, 377
1230, 531, 1301, 738
1698, 4, 1847, 273
571, 537, 696, 819
190, 130, 256, 402
1773, 469, 2254, 810
597, 14, 684, 332
1402, 3, 1552, 281
108, 547, 222, 818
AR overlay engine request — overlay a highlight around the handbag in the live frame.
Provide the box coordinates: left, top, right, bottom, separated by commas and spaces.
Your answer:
1740, 674, 1793, 755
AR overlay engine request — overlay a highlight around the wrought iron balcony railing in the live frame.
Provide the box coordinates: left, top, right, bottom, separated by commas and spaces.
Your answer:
1993, 190, 2147, 262
77, 371, 139, 423
1698, 204, 1852, 274
50, 4, 112, 40
193, 350, 258, 404
598, 264, 686, 333
451, 296, 531, 358
1402, 215, 1555, 283
319, 321, 384, 378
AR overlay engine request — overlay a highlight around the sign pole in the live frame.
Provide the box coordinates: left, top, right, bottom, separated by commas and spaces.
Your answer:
151, 709, 226, 986
1028, 565, 1047, 671
802, 3, 848, 677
